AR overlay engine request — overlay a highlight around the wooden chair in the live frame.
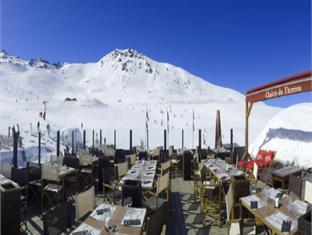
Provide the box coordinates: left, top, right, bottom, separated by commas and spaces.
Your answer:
128, 153, 137, 167
74, 186, 96, 222
102, 167, 122, 204
169, 146, 181, 178
27, 162, 42, 205
143, 172, 170, 212
158, 160, 171, 176
41, 164, 64, 212
11, 167, 29, 232
115, 161, 128, 179
62, 157, 80, 196
43, 202, 71, 235
79, 153, 94, 190
199, 178, 219, 225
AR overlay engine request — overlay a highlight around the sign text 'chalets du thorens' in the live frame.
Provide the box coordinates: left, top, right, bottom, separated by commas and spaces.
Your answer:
265, 85, 302, 99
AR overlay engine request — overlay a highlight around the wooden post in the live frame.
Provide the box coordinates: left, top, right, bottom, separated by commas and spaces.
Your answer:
114, 129, 116, 150
129, 129, 132, 150
244, 100, 253, 160
56, 130, 60, 156
12, 132, 18, 168
83, 130, 86, 149
182, 129, 184, 150
100, 129, 102, 145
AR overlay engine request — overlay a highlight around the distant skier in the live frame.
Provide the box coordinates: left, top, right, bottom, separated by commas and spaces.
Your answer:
81, 123, 83, 130
8, 126, 11, 137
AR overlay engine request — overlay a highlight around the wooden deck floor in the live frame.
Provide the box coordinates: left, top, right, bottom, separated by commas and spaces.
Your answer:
24, 177, 229, 235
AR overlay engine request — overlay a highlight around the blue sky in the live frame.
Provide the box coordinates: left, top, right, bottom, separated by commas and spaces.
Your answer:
1, 0, 311, 107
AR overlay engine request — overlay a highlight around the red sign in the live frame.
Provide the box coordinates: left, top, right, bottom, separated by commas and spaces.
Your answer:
246, 74, 311, 103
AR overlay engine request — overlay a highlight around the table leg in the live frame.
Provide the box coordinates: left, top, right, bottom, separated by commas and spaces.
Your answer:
239, 200, 244, 235
219, 182, 222, 226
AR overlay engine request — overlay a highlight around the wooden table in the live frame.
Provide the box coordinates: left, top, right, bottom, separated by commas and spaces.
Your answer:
271, 166, 302, 189
240, 187, 307, 235
119, 160, 157, 190
0, 173, 20, 191
202, 158, 246, 225
71, 203, 147, 235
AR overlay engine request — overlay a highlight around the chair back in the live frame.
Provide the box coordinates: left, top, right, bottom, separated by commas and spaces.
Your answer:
116, 162, 128, 178
11, 167, 28, 186
231, 176, 249, 203
27, 162, 41, 181
43, 202, 71, 235
78, 149, 89, 155
138, 151, 148, 160
79, 153, 93, 166
152, 148, 161, 159
74, 186, 96, 220
289, 174, 302, 198
168, 146, 174, 157
42, 164, 60, 182
160, 161, 171, 176
156, 172, 170, 195
225, 183, 234, 221
128, 154, 137, 166
115, 149, 126, 163
303, 180, 312, 203
63, 156, 80, 169
102, 167, 116, 185
104, 148, 115, 157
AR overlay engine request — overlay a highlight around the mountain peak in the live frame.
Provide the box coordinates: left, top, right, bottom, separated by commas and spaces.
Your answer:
0, 49, 8, 58
107, 48, 146, 60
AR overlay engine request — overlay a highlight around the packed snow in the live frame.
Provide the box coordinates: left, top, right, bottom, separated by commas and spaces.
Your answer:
250, 103, 312, 168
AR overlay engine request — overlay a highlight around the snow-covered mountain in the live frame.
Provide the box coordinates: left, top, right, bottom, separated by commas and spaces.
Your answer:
0, 48, 280, 151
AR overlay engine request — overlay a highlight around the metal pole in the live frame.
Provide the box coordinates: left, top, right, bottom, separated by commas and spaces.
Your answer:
92, 129, 95, 149
100, 129, 102, 145
199, 129, 202, 150
164, 129, 167, 151
38, 131, 41, 165
83, 130, 86, 149
72, 130, 75, 155
12, 132, 18, 168
129, 129, 132, 150
230, 128, 233, 150
146, 129, 149, 151
56, 130, 60, 156
114, 129, 116, 150
182, 129, 184, 150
